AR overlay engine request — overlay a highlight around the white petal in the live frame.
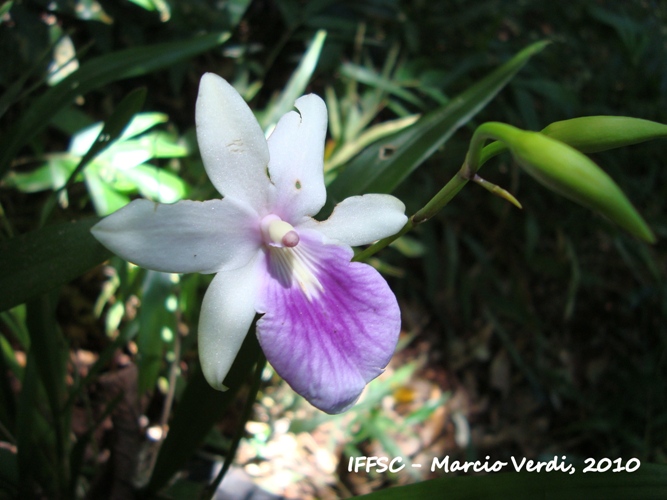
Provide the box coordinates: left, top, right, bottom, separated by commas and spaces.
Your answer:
196, 73, 272, 210
91, 198, 261, 274
300, 194, 407, 246
198, 255, 262, 390
267, 94, 327, 222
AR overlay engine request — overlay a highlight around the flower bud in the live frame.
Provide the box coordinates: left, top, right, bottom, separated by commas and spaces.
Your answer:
508, 127, 655, 242
541, 116, 667, 154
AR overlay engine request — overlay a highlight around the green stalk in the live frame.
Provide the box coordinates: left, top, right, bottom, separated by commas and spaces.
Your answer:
353, 124, 508, 262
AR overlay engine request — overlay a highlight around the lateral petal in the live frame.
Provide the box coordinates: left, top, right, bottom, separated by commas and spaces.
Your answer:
196, 73, 272, 210
198, 254, 264, 390
91, 198, 261, 274
267, 94, 327, 222
256, 231, 400, 414
300, 193, 407, 246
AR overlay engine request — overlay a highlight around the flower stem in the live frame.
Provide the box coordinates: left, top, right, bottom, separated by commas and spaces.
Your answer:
353, 122, 516, 262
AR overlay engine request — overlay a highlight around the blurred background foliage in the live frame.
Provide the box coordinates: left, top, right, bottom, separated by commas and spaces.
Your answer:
1, 0, 667, 498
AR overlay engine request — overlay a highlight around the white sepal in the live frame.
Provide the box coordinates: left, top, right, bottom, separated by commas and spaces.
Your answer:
198, 254, 263, 390
91, 198, 261, 274
196, 73, 272, 211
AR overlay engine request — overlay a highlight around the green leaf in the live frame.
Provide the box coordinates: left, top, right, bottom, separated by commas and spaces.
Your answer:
357, 464, 667, 500
84, 169, 131, 215
145, 330, 262, 493
38, 87, 147, 223
325, 114, 420, 174
16, 352, 42, 497
340, 62, 424, 107
69, 112, 169, 155
0, 307, 29, 350
0, 218, 111, 312
132, 131, 190, 158
137, 271, 177, 394
0, 446, 18, 496
16, 350, 60, 497
7, 157, 74, 192
45, 88, 141, 216
327, 41, 550, 202
26, 294, 69, 494
127, 0, 171, 21
0, 31, 231, 179
259, 29, 327, 129
66, 88, 148, 187
122, 164, 189, 203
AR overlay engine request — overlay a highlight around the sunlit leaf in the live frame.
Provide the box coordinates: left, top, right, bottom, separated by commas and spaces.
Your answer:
37, 88, 147, 222
68, 0, 112, 23
0, 31, 231, 179
325, 114, 419, 174
69, 113, 169, 155
7, 157, 75, 192
47, 34, 78, 86
127, 0, 171, 21
122, 164, 189, 203
122, 132, 189, 158
259, 29, 327, 129
84, 169, 131, 215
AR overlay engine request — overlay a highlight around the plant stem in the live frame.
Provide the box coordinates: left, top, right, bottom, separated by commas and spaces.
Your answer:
353, 122, 515, 262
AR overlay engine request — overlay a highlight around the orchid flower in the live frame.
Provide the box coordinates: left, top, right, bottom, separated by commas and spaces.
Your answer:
91, 73, 408, 414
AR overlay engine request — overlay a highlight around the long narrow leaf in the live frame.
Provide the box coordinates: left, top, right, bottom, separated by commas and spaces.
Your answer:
327, 41, 549, 202
340, 62, 424, 107
26, 294, 69, 495
0, 218, 111, 312
259, 30, 327, 129
137, 271, 177, 394
16, 352, 53, 497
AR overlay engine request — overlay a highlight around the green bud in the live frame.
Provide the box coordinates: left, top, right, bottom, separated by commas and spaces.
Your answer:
541, 116, 667, 154
507, 126, 655, 242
